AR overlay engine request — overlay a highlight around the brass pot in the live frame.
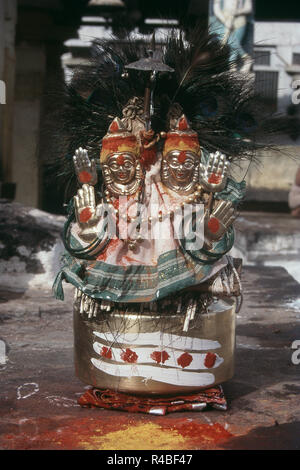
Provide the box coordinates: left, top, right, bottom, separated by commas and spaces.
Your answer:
73, 298, 236, 396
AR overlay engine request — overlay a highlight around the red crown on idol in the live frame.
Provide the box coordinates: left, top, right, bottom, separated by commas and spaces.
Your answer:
100, 118, 139, 163
163, 115, 201, 157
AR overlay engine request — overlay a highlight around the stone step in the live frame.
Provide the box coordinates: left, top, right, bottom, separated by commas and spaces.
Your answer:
234, 212, 300, 263
232, 211, 300, 283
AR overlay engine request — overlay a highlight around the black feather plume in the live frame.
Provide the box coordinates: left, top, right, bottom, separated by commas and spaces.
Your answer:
47, 25, 285, 197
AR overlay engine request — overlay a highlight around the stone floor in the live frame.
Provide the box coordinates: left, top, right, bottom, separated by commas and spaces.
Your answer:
0, 265, 300, 450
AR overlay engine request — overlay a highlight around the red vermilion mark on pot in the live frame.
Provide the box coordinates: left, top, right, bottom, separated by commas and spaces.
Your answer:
208, 173, 222, 184
1, 415, 134, 450
204, 352, 217, 368
100, 346, 112, 360
161, 351, 170, 364
79, 207, 92, 223
0, 415, 234, 450
150, 350, 170, 364
78, 171, 92, 184
207, 217, 220, 233
177, 352, 193, 368
121, 348, 138, 363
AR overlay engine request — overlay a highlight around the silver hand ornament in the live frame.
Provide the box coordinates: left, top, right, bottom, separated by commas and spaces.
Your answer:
199, 151, 230, 193
73, 147, 98, 186
205, 200, 236, 242
74, 184, 99, 242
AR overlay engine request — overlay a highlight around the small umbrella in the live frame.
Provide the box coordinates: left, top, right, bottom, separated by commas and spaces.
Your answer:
125, 34, 174, 129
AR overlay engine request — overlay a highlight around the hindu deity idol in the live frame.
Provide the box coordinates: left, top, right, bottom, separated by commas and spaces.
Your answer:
52, 27, 265, 411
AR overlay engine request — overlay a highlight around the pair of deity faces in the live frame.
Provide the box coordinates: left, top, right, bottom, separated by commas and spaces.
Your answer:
100, 115, 201, 197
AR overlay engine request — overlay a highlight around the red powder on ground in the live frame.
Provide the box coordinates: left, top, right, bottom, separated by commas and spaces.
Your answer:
208, 173, 222, 184
78, 171, 92, 183
79, 207, 92, 223
207, 217, 220, 233
0, 416, 133, 450
121, 348, 138, 363
100, 347, 112, 359
204, 352, 217, 368
158, 419, 233, 447
177, 352, 193, 368
150, 350, 170, 364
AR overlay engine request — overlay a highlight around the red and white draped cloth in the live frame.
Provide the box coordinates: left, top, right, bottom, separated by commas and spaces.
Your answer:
64, 157, 229, 303
78, 386, 227, 415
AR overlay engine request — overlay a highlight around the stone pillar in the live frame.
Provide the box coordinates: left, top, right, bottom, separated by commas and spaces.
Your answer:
0, 0, 17, 197
0, 1, 5, 81
11, 44, 46, 207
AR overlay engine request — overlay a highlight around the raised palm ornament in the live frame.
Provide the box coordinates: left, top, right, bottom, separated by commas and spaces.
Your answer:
73, 147, 98, 186
199, 151, 230, 193
205, 200, 236, 243
73, 183, 99, 242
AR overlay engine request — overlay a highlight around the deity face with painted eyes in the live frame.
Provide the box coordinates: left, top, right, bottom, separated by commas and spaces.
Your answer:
106, 152, 137, 185
161, 115, 201, 195
100, 118, 143, 197
165, 150, 198, 185
102, 151, 143, 197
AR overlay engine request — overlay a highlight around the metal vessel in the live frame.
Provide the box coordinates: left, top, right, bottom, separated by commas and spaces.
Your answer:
74, 298, 235, 396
